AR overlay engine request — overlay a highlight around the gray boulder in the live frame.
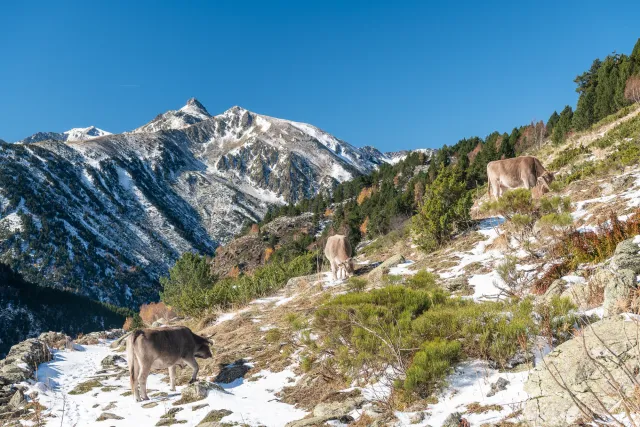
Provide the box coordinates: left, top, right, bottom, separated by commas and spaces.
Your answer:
173, 381, 225, 406
543, 279, 567, 302
214, 360, 250, 384
312, 394, 365, 418
100, 354, 126, 368
600, 268, 636, 316
109, 332, 131, 349
440, 412, 462, 427
486, 377, 509, 397
611, 238, 640, 273
368, 254, 405, 281
7, 390, 24, 410
524, 316, 640, 426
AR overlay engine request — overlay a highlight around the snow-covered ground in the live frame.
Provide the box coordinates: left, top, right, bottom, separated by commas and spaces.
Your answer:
25, 341, 305, 427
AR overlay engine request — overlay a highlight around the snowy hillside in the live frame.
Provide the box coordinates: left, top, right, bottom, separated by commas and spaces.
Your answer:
19, 126, 111, 143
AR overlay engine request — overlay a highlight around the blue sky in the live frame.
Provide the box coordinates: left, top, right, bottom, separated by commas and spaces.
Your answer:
1, 1, 639, 151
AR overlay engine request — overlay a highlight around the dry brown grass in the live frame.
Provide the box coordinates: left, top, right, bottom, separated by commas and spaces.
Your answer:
139, 302, 176, 325
466, 402, 503, 414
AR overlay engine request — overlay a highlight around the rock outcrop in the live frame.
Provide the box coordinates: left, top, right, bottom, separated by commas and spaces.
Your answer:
524, 316, 640, 425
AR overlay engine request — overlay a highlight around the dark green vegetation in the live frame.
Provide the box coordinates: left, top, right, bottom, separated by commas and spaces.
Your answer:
161, 250, 317, 316
0, 263, 129, 357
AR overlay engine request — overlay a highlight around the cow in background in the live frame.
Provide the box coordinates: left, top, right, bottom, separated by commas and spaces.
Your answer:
127, 326, 212, 401
324, 235, 354, 281
487, 156, 554, 200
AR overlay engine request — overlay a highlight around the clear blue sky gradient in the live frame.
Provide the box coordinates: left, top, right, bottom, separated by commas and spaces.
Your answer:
1, 0, 639, 151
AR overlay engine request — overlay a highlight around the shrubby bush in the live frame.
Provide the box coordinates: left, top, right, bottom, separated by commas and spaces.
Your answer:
160, 251, 317, 316
412, 166, 472, 252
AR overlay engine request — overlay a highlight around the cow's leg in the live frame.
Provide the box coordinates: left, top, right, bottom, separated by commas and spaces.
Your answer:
184, 356, 199, 384
168, 365, 177, 392
137, 363, 151, 401
330, 260, 337, 281
131, 356, 140, 402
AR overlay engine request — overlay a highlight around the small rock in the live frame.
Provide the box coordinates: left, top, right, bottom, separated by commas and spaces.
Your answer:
102, 402, 117, 411
285, 416, 332, 427
96, 412, 124, 422
441, 412, 461, 427
173, 381, 224, 406
161, 408, 183, 418
312, 394, 365, 418
214, 360, 251, 384
445, 276, 470, 292
409, 412, 426, 424
7, 390, 24, 410
191, 403, 209, 411
197, 409, 232, 426
487, 377, 510, 397
543, 279, 566, 301
142, 402, 159, 409
101, 354, 126, 368
156, 418, 187, 426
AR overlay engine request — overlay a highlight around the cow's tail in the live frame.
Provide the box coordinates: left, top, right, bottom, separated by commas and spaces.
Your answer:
127, 330, 144, 391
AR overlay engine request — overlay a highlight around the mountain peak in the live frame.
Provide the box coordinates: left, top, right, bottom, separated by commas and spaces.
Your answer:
180, 98, 210, 117
133, 98, 211, 133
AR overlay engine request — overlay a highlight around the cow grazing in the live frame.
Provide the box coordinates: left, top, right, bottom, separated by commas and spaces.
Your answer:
127, 326, 212, 401
487, 156, 554, 200
324, 235, 354, 281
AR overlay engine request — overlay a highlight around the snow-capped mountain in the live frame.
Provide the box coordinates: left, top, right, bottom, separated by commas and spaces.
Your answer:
132, 97, 211, 133
0, 99, 408, 308
384, 148, 436, 164
19, 126, 111, 144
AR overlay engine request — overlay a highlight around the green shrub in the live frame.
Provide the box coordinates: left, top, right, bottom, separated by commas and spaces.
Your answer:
347, 277, 368, 292
285, 313, 308, 331
161, 251, 317, 316
538, 296, 578, 344
538, 213, 574, 228
400, 339, 461, 397
412, 166, 472, 252
549, 145, 589, 170
160, 252, 215, 316
300, 355, 314, 372
405, 271, 439, 291
265, 328, 282, 343
481, 188, 535, 219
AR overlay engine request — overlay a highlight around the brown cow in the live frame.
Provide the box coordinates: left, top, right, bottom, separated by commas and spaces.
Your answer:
127, 326, 212, 401
487, 156, 554, 200
324, 235, 354, 281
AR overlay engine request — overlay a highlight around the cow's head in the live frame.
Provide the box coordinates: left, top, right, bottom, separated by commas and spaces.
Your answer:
532, 171, 554, 198
194, 335, 213, 359
339, 258, 355, 275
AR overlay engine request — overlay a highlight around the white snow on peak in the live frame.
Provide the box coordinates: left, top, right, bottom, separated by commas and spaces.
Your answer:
64, 126, 112, 142
133, 98, 212, 134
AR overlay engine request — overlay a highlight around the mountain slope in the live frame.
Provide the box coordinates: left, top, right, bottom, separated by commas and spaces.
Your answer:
19, 126, 111, 144
132, 97, 211, 133
0, 100, 403, 307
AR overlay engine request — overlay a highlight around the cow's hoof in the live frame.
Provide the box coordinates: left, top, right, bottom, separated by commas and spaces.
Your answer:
188, 379, 196, 384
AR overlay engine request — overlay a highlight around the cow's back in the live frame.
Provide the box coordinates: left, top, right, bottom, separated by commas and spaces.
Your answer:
134, 326, 195, 359
324, 235, 350, 262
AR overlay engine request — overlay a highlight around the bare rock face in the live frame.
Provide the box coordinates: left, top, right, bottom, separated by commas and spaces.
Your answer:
611, 238, 640, 273
210, 234, 267, 277
0, 338, 51, 386
524, 316, 640, 426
